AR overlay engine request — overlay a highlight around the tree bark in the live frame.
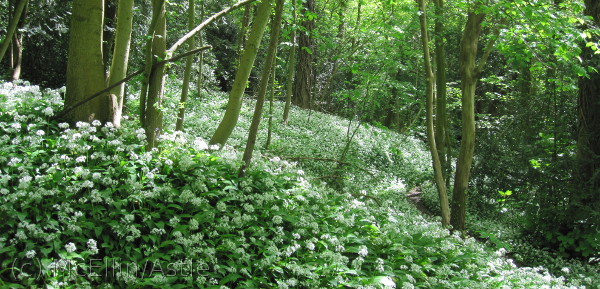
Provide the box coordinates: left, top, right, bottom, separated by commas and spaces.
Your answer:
139, 0, 165, 126
282, 0, 297, 125
144, 0, 167, 150
107, 0, 134, 127
9, 0, 27, 81
450, 7, 486, 232
576, 0, 600, 208
0, 0, 28, 69
240, 0, 284, 177
292, 0, 315, 109
237, 4, 252, 66
64, 0, 109, 124
197, 0, 205, 99
265, 65, 276, 149
176, 0, 196, 132
209, 0, 273, 146
433, 0, 448, 181
416, 0, 450, 227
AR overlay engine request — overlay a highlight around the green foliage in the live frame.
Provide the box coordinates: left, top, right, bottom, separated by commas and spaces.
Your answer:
2, 82, 596, 288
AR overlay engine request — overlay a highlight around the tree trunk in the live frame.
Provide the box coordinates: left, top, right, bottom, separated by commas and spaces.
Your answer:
240, 0, 284, 177
9, 0, 27, 81
282, 0, 297, 125
265, 66, 276, 149
64, 0, 109, 124
433, 0, 448, 180
197, 0, 205, 98
576, 0, 600, 210
103, 0, 118, 70
107, 0, 134, 127
10, 30, 23, 81
0, 0, 28, 67
176, 0, 196, 132
209, 0, 272, 146
139, 1, 165, 126
144, 0, 167, 150
237, 4, 252, 66
450, 8, 486, 232
292, 0, 314, 109
416, 0, 450, 227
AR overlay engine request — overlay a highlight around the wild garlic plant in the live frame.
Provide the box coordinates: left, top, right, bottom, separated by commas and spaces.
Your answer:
1, 81, 595, 288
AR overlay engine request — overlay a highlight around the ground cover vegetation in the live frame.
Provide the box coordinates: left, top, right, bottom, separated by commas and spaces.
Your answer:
1, 81, 597, 288
0, 0, 599, 287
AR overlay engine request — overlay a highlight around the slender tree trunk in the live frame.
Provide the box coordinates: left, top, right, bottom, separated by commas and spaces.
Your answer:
64, 0, 109, 124
450, 8, 486, 232
176, 0, 196, 132
265, 66, 276, 149
144, 0, 167, 150
209, 0, 272, 146
197, 0, 205, 98
107, 0, 134, 127
0, 0, 28, 65
10, 30, 23, 81
433, 0, 448, 181
10, 0, 27, 81
417, 0, 450, 227
240, 0, 284, 176
293, 0, 314, 109
282, 0, 297, 125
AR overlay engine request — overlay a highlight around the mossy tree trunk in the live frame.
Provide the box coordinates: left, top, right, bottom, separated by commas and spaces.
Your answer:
64, 0, 110, 124
240, 0, 284, 176
416, 0, 450, 227
107, 0, 134, 127
209, 0, 272, 147
143, 0, 167, 150
450, 6, 486, 232
433, 0, 449, 182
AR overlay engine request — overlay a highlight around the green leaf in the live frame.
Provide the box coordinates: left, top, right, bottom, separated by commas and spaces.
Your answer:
221, 273, 242, 284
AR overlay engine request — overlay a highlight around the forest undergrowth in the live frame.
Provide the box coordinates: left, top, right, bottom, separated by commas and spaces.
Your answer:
0, 81, 598, 288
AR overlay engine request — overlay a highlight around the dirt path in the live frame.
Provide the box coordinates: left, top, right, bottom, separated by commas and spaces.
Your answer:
406, 187, 434, 216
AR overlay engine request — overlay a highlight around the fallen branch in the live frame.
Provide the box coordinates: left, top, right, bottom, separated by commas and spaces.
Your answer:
350, 192, 382, 206
55, 46, 212, 120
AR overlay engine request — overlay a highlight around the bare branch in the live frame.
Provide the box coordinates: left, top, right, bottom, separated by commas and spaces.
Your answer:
168, 0, 257, 54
